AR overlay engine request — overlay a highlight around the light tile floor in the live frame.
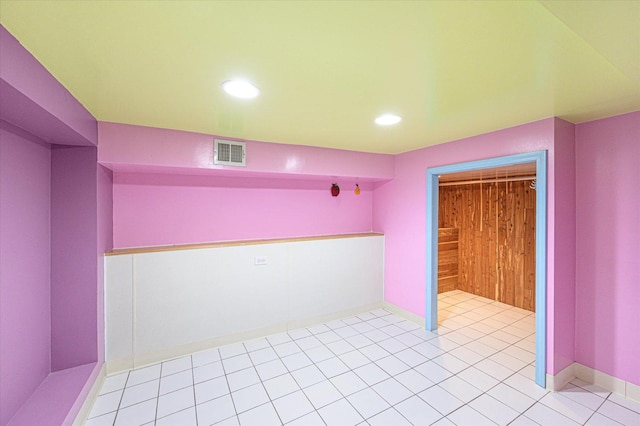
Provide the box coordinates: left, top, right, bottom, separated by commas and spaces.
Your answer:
87, 290, 640, 425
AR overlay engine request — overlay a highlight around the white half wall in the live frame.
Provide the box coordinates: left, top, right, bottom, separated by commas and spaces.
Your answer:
105, 235, 384, 371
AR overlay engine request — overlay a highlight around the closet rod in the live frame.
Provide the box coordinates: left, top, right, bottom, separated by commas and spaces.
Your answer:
438, 175, 536, 187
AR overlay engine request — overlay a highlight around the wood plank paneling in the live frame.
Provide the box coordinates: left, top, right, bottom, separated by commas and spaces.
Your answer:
438, 228, 458, 293
438, 180, 535, 311
438, 276, 458, 293
523, 182, 536, 311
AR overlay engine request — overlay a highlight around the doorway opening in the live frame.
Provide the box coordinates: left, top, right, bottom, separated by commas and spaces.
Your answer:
426, 151, 547, 388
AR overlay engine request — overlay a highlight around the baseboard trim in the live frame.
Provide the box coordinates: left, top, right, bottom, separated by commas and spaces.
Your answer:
287, 302, 383, 331
574, 363, 627, 396
546, 363, 575, 392
548, 362, 639, 403
627, 381, 640, 404
382, 301, 425, 327
133, 323, 291, 371
106, 302, 383, 374
105, 357, 135, 376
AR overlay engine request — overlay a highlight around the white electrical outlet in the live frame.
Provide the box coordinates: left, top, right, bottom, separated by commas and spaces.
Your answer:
254, 256, 268, 266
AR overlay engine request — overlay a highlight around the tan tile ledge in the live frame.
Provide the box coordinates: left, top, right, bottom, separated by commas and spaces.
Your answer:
106, 232, 384, 256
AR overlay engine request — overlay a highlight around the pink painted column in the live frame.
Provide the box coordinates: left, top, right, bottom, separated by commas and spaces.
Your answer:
0, 126, 52, 426
575, 111, 640, 385
550, 118, 576, 374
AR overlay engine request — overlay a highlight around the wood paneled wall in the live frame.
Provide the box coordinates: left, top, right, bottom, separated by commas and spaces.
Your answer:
438, 228, 459, 293
438, 180, 536, 311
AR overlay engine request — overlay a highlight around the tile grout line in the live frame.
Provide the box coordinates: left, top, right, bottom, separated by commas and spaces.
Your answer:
90, 291, 639, 426
441, 293, 608, 426
112, 370, 130, 425
190, 355, 198, 426
153, 362, 162, 423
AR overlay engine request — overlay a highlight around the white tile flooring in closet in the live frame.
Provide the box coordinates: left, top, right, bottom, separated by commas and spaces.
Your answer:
87, 290, 640, 425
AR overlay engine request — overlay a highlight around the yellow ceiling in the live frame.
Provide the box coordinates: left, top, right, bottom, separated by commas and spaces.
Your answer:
1, 0, 638, 154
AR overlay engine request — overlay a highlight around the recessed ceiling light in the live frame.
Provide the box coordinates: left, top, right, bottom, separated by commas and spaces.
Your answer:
375, 114, 402, 126
221, 79, 260, 99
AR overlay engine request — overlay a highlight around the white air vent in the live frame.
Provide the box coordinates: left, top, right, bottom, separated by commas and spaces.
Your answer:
214, 139, 246, 166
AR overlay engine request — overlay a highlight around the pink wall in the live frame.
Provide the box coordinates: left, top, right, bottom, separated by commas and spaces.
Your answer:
372, 118, 577, 375
575, 111, 640, 385
51, 146, 99, 371
0, 125, 51, 426
113, 172, 373, 248
102, 122, 390, 249
99, 122, 394, 181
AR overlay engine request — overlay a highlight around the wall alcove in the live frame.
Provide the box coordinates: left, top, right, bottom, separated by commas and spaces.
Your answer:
437, 164, 537, 311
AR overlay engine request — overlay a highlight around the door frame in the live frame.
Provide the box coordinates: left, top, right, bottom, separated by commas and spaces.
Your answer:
425, 150, 547, 387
